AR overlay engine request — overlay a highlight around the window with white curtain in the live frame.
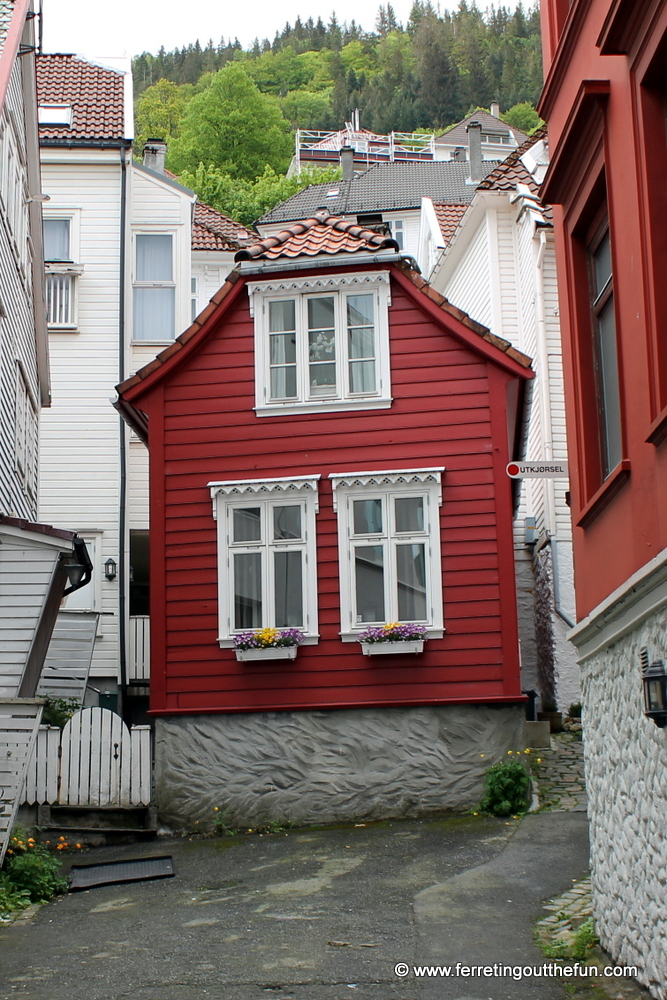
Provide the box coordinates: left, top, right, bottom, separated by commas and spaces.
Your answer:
248, 272, 392, 416
133, 233, 175, 341
43, 213, 82, 328
330, 468, 444, 640
209, 476, 320, 646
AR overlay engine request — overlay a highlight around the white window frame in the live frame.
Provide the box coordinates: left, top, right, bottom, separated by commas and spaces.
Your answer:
209, 475, 320, 647
391, 219, 405, 250
330, 468, 445, 642
248, 271, 392, 417
43, 210, 83, 330
132, 230, 177, 343
15, 361, 37, 500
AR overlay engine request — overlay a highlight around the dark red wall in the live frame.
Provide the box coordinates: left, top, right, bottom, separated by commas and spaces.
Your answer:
539, 0, 667, 619
139, 265, 524, 715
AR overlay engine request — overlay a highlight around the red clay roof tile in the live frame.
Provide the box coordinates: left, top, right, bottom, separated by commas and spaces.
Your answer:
235, 210, 398, 261
36, 54, 125, 141
192, 201, 255, 251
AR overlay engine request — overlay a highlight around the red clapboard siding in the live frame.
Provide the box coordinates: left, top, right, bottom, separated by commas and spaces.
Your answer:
129, 263, 529, 716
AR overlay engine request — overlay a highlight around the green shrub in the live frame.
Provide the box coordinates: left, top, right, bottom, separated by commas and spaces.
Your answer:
480, 758, 531, 816
3, 847, 68, 902
568, 702, 582, 719
0, 875, 31, 918
42, 697, 81, 728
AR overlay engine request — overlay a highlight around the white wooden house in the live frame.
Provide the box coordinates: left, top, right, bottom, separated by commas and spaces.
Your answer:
421, 135, 579, 711
0, 2, 91, 861
36, 60, 249, 717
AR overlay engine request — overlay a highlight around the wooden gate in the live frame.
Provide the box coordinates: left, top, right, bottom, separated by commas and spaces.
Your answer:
23, 708, 151, 808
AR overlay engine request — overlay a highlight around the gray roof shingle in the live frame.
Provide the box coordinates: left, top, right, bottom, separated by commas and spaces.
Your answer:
258, 160, 502, 224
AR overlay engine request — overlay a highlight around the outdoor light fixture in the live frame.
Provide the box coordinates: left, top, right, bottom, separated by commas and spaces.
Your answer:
641, 648, 667, 728
104, 557, 117, 581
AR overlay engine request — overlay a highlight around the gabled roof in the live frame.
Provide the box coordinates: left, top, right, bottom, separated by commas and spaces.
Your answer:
235, 209, 398, 261
258, 160, 502, 224
193, 202, 255, 252
116, 257, 531, 435
36, 53, 126, 141
478, 128, 547, 195
436, 110, 528, 146
433, 204, 469, 246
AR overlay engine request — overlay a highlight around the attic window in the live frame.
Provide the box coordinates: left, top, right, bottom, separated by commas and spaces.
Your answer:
326, 189, 340, 197
38, 105, 73, 126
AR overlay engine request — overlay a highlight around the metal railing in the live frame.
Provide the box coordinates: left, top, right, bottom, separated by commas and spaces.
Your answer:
46, 272, 74, 326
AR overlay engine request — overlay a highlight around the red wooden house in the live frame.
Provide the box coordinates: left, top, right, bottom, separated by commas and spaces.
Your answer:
117, 210, 533, 828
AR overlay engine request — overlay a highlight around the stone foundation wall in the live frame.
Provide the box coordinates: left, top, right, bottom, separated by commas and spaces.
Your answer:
579, 601, 667, 998
155, 703, 525, 830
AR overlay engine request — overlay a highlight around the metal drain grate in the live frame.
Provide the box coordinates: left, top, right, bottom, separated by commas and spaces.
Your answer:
69, 855, 175, 891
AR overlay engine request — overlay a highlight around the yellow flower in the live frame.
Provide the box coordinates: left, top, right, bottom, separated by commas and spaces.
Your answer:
75, 844, 82, 849
256, 627, 279, 647
383, 622, 400, 631
213, 806, 219, 812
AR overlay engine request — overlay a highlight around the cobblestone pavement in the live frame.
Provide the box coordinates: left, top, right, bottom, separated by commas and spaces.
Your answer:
531, 729, 588, 812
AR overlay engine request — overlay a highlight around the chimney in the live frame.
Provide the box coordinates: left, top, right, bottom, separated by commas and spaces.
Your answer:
143, 138, 167, 174
340, 144, 354, 182
490, 101, 500, 118
466, 122, 483, 183
452, 146, 466, 162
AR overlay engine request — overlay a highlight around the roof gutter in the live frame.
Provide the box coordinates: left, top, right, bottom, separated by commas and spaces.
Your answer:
237, 251, 418, 276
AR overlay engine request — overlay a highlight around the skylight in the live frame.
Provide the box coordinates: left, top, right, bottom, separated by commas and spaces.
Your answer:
38, 105, 73, 126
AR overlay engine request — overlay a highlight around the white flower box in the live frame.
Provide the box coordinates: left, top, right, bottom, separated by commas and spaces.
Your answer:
235, 646, 298, 662
360, 640, 425, 656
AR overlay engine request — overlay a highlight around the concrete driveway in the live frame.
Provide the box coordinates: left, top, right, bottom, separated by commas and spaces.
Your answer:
0, 811, 589, 1000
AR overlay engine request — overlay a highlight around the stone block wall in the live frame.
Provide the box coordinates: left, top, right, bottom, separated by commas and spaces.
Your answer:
580, 601, 667, 998
154, 703, 525, 831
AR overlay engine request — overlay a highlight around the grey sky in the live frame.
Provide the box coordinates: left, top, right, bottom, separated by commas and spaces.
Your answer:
42, 0, 418, 60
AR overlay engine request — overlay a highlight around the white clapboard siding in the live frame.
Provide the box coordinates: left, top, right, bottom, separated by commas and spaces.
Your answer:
0, 701, 43, 864
37, 610, 99, 701
22, 725, 61, 805
0, 539, 60, 698
442, 220, 492, 330
59, 708, 152, 807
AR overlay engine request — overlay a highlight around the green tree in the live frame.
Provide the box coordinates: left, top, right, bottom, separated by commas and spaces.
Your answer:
177, 163, 342, 227
134, 78, 190, 151
501, 100, 543, 134
168, 63, 293, 180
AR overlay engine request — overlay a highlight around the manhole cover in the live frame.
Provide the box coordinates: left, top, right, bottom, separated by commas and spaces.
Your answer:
69, 855, 175, 891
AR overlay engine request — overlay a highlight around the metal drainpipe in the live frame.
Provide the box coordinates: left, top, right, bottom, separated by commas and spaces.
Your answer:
534, 227, 576, 629
117, 144, 129, 715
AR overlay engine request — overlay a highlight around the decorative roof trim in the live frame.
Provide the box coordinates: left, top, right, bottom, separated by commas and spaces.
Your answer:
208, 474, 321, 517
246, 271, 391, 316
329, 468, 444, 510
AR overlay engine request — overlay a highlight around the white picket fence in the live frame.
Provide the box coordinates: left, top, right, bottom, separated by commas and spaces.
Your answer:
23, 708, 152, 808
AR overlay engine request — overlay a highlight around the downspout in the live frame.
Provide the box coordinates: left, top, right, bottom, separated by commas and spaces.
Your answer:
534, 227, 574, 628
118, 145, 129, 713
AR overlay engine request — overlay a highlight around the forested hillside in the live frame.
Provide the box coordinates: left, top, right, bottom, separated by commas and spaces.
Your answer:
131, 2, 543, 226
133, 1, 542, 135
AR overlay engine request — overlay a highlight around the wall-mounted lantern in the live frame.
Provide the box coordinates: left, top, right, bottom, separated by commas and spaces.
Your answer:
104, 557, 117, 581
641, 648, 667, 728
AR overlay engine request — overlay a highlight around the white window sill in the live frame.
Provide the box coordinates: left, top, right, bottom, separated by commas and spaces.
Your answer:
340, 628, 444, 643
218, 634, 320, 649
255, 397, 393, 418
48, 324, 79, 332
131, 339, 176, 346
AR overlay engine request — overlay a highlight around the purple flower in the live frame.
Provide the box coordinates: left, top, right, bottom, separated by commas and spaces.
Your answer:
358, 623, 428, 643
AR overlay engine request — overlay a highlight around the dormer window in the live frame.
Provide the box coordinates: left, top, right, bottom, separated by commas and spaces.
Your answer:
249, 272, 392, 416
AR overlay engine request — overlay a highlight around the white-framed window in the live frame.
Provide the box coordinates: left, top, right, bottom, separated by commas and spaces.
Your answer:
15, 363, 37, 499
133, 232, 175, 341
209, 475, 320, 647
330, 468, 445, 641
391, 219, 405, 250
248, 271, 392, 416
191, 275, 199, 322
43, 212, 83, 329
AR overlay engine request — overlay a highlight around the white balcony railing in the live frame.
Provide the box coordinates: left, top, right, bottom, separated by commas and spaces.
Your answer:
128, 615, 150, 683
46, 272, 74, 326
